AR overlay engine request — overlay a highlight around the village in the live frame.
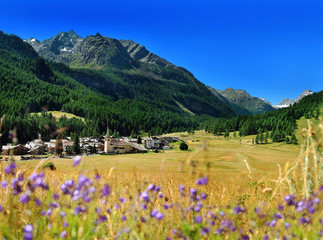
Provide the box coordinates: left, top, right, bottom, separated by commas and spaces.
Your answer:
0, 129, 181, 160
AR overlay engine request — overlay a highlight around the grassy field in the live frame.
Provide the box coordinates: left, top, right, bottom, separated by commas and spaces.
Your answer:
1, 117, 322, 239
32, 111, 85, 121
19, 129, 301, 205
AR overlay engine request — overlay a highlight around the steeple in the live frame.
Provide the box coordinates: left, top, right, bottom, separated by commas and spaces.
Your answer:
104, 125, 111, 153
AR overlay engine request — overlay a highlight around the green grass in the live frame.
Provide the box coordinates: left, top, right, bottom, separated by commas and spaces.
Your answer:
31, 111, 84, 121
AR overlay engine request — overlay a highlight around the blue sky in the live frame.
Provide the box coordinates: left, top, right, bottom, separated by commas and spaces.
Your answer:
1, 0, 322, 105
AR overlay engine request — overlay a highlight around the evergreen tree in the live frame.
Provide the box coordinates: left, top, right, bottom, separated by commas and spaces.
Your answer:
179, 142, 188, 151
291, 133, 298, 145
73, 134, 81, 154
137, 136, 142, 144
265, 131, 269, 144
55, 133, 63, 155
285, 136, 290, 144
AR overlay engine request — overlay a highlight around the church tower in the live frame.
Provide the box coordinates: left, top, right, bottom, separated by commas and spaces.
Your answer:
104, 126, 111, 153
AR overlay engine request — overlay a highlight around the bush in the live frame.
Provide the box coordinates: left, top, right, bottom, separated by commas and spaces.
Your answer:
179, 142, 188, 151
42, 162, 56, 171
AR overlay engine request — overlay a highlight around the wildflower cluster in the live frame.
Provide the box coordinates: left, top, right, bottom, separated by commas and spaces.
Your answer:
0, 159, 323, 239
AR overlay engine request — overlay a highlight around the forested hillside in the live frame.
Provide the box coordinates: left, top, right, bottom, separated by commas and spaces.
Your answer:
25, 31, 236, 117
203, 91, 323, 142
0, 31, 217, 144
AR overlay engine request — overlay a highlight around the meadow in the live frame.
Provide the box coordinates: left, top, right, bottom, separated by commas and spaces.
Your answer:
0, 117, 322, 239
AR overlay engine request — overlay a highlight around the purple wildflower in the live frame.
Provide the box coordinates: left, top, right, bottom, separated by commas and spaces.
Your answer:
284, 195, 295, 206
121, 215, 127, 221
147, 184, 155, 191
0, 204, 2, 212
201, 227, 210, 235
299, 217, 310, 224
100, 215, 107, 223
233, 206, 245, 214
35, 198, 42, 206
63, 221, 69, 227
23, 232, 33, 240
200, 192, 207, 200
20, 194, 30, 204
179, 185, 185, 193
194, 215, 203, 223
60, 230, 67, 238
195, 177, 208, 185
155, 212, 164, 221
140, 191, 150, 202
1, 180, 8, 188
151, 209, 158, 217
73, 156, 81, 167
120, 197, 126, 203
284, 222, 291, 229
23, 224, 33, 233
101, 184, 111, 197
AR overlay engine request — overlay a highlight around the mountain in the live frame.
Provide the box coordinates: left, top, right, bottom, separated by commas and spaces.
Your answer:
207, 87, 276, 114
24, 30, 83, 64
0, 30, 239, 143
296, 89, 314, 102
24, 30, 235, 118
119, 39, 175, 68
276, 90, 314, 108
276, 98, 295, 108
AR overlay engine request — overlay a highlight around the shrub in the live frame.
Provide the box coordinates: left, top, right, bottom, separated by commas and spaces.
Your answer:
179, 142, 188, 151
42, 161, 56, 171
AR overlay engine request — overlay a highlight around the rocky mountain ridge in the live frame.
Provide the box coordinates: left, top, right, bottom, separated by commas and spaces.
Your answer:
207, 87, 275, 114
23, 30, 235, 118
275, 90, 314, 108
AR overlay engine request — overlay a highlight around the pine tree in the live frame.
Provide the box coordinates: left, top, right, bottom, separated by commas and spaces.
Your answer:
265, 131, 269, 144
137, 136, 142, 144
73, 134, 81, 154
56, 133, 63, 155
291, 133, 298, 145
285, 136, 290, 144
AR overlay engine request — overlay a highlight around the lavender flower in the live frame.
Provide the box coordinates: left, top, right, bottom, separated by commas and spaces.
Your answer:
155, 212, 164, 221
140, 191, 150, 202
101, 184, 111, 197
60, 230, 67, 238
150, 209, 158, 217
23, 232, 33, 240
19, 194, 30, 204
195, 177, 208, 185
73, 156, 81, 167
1, 180, 8, 188
194, 215, 203, 223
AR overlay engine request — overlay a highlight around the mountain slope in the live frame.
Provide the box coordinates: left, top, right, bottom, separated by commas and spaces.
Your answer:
276, 90, 314, 108
208, 87, 275, 114
25, 31, 235, 118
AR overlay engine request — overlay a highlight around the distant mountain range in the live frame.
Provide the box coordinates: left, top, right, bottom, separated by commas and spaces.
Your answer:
16, 30, 317, 118
23, 30, 235, 117
207, 87, 315, 114
275, 90, 314, 108
207, 87, 276, 115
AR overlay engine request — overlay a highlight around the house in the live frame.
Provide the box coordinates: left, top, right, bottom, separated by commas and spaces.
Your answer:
2, 144, 29, 156
63, 140, 74, 155
25, 139, 46, 155
144, 137, 162, 149
29, 146, 46, 155
131, 143, 148, 153
44, 142, 56, 154
162, 145, 172, 150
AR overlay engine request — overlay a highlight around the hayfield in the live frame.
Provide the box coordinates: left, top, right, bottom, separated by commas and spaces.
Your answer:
1, 118, 322, 239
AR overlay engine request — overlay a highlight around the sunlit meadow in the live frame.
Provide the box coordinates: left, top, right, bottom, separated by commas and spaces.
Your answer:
0, 119, 322, 239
